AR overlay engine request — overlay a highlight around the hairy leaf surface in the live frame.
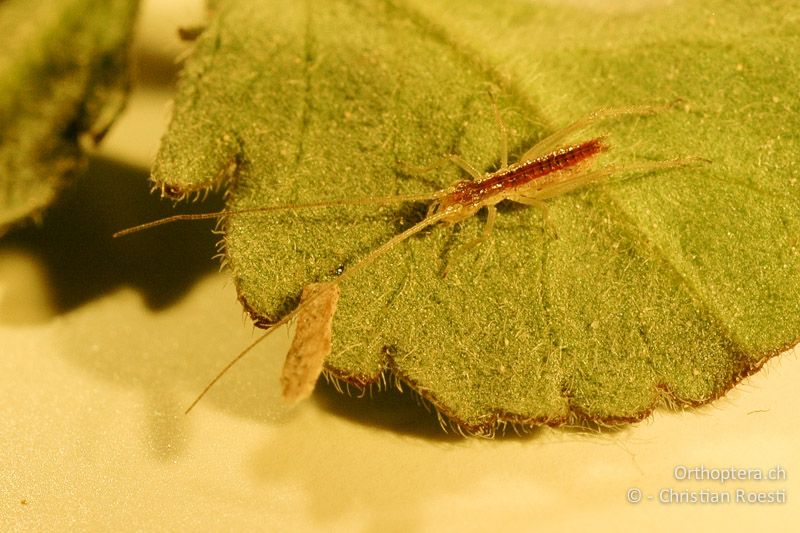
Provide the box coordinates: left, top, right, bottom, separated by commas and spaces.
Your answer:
152, 0, 800, 434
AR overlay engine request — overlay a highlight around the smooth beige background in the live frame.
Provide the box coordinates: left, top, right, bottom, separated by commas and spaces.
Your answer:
2, 1, 797, 530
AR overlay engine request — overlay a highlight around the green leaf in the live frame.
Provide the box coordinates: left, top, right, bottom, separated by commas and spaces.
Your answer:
0, 0, 139, 233
151, 0, 800, 435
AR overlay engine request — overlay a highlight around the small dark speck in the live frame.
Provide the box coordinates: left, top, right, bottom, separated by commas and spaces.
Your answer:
21, 499, 28, 506
335, 264, 345, 276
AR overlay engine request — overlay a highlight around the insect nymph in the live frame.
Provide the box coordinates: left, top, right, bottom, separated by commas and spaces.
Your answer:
115, 103, 700, 410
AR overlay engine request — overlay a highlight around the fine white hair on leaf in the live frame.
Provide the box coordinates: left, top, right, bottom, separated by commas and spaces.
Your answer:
281, 282, 340, 405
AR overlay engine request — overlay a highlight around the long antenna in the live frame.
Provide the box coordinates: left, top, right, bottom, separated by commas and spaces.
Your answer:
113, 191, 445, 238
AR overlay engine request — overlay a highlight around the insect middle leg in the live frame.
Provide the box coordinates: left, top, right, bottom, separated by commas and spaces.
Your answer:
510, 196, 559, 239
490, 92, 509, 169
443, 205, 497, 277
398, 154, 484, 181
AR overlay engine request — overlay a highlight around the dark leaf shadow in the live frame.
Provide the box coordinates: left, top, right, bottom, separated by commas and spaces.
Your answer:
312, 377, 548, 441
0, 155, 223, 323
312, 377, 457, 441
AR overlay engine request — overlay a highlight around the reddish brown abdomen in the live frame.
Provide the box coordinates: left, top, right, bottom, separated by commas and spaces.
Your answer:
489, 138, 605, 190
446, 138, 606, 207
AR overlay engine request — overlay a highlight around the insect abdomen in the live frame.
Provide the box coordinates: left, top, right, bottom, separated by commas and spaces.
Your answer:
510, 138, 606, 186
437, 138, 606, 209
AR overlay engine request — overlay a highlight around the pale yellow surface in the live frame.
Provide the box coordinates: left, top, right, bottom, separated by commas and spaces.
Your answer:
2, 2, 798, 531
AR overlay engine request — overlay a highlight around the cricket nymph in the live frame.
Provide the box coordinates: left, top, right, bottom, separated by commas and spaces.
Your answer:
115, 103, 700, 412
428, 138, 607, 225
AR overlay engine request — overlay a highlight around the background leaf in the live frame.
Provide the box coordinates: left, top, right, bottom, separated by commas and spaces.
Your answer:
0, 0, 139, 233
151, 0, 800, 434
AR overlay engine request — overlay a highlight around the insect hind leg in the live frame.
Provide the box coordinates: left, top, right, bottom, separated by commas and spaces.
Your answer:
515, 156, 708, 204
510, 155, 707, 237
519, 104, 672, 163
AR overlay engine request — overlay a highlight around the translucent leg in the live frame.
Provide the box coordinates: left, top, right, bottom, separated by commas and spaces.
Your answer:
491, 94, 509, 169
511, 197, 558, 239
519, 105, 668, 163
443, 205, 497, 277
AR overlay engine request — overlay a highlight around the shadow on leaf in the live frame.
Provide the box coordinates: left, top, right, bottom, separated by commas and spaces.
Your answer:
0, 155, 223, 323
